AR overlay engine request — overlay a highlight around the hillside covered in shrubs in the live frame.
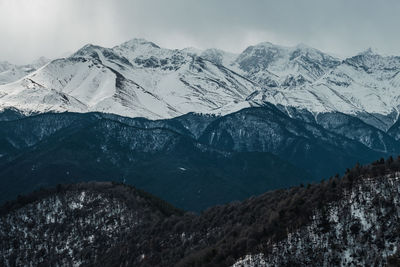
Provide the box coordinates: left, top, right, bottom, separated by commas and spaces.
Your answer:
2, 157, 400, 266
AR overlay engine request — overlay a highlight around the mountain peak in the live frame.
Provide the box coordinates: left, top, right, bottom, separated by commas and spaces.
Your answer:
252, 42, 311, 51
0, 60, 12, 67
181, 47, 203, 55
80, 43, 99, 50
30, 56, 50, 67
256, 41, 276, 47
0, 61, 13, 72
249, 42, 287, 52
357, 47, 380, 57
293, 43, 322, 53
118, 38, 160, 49
245, 42, 325, 57
239, 42, 284, 60
200, 48, 238, 65
71, 43, 104, 59
295, 42, 310, 49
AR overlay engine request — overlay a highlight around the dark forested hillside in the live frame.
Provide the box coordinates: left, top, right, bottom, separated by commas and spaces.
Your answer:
2, 157, 400, 266
0, 111, 309, 211
0, 108, 26, 121
0, 106, 395, 211
198, 105, 389, 179
0, 182, 182, 267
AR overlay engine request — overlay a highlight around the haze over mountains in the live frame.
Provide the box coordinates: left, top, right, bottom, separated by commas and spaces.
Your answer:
0, 57, 50, 86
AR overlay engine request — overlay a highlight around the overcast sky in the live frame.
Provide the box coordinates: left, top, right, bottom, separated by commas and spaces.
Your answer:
0, 0, 399, 64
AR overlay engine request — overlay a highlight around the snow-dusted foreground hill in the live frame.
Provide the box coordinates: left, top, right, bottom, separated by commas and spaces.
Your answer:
1, 39, 400, 130
2, 158, 400, 266
0, 182, 182, 266
233, 174, 400, 266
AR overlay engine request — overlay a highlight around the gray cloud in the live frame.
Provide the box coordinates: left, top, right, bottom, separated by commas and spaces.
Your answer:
0, 0, 399, 64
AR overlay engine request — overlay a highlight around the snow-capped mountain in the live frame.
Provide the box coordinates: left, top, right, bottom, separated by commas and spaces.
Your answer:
0, 39, 257, 119
0, 57, 50, 85
0, 38, 400, 129
234, 42, 341, 88
249, 49, 400, 130
172, 43, 400, 130
200, 48, 238, 67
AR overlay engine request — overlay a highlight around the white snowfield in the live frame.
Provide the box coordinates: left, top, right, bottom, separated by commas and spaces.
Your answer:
255, 49, 400, 117
0, 57, 49, 86
0, 39, 399, 124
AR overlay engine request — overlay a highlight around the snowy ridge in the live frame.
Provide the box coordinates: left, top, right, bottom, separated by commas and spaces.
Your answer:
0, 57, 50, 85
0, 39, 400, 128
0, 39, 257, 119
246, 49, 400, 130
256, 52, 400, 115
234, 42, 340, 86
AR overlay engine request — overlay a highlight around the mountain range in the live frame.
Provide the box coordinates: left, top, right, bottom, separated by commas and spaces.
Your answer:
2, 38, 400, 266
1, 39, 400, 131
1, 38, 400, 211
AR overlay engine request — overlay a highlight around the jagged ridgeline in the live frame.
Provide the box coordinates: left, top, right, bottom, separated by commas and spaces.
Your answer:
0, 109, 312, 212
2, 157, 400, 266
2, 105, 398, 211
1, 39, 400, 132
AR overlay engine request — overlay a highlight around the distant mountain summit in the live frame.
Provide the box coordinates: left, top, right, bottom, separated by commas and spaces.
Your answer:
0, 38, 400, 129
234, 42, 340, 85
0, 57, 50, 85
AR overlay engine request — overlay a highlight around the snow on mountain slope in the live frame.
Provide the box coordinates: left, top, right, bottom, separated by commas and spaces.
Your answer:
0, 57, 50, 85
111, 39, 257, 114
200, 48, 238, 67
250, 50, 400, 129
233, 42, 341, 88
0, 39, 400, 128
232, 174, 400, 266
0, 39, 258, 119
228, 43, 400, 130
0, 62, 13, 72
